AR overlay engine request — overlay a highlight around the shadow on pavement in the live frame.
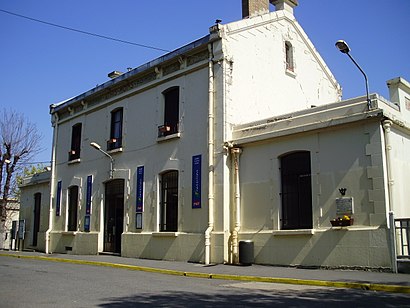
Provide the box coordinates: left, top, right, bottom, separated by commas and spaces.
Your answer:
99, 287, 410, 307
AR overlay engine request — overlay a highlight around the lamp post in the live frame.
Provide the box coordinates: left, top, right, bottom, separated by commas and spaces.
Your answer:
335, 40, 371, 110
90, 142, 114, 179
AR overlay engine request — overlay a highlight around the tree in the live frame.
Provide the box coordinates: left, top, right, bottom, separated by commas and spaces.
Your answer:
0, 108, 42, 248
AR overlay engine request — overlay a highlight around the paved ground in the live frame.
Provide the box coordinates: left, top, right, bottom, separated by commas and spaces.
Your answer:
1, 250, 410, 294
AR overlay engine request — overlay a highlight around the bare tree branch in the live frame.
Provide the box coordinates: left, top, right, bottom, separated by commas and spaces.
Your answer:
0, 108, 42, 224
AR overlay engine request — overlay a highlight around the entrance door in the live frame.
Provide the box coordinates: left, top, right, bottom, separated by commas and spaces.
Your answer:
33, 193, 41, 246
104, 179, 124, 253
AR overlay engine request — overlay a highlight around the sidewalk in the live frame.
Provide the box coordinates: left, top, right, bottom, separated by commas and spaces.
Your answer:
1, 250, 410, 293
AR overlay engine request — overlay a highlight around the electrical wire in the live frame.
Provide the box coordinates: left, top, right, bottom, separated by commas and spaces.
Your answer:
0, 8, 171, 53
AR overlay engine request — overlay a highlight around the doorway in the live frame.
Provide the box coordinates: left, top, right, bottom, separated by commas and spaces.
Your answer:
104, 179, 124, 253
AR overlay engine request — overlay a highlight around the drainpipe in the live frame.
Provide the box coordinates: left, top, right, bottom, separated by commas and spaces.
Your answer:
45, 112, 58, 254
231, 147, 242, 264
205, 43, 215, 265
382, 119, 397, 273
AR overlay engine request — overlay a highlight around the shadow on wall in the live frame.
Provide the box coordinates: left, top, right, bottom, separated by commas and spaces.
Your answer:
254, 229, 346, 267
139, 236, 204, 262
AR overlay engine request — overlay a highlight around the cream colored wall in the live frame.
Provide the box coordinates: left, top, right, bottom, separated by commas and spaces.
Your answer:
389, 126, 410, 218
51, 67, 210, 258
122, 233, 204, 262
240, 228, 390, 268
236, 120, 391, 268
221, 11, 340, 127
19, 180, 50, 252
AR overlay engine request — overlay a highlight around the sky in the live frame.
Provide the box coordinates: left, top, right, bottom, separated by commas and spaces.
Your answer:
0, 0, 409, 165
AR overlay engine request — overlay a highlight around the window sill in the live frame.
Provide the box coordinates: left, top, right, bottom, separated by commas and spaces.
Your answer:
68, 158, 81, 165
107, 147, 123, 154
157, 133, 181, 143
61, 231, 78, 235
273, 229, 314, 236
152, 232, 181, 237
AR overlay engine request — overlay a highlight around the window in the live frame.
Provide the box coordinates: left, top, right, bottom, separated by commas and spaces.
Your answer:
285, 41, 294, 72
68, 186, 79, 231
33, 193, 41, 246
280, 151, 312, 230
107, 108, 123, 151
158, 87, 179, 137
160, 171, 178, 231
69, 123, 82, 161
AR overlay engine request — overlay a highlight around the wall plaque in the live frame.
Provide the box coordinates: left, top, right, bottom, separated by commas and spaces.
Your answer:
336, 197, 354, 216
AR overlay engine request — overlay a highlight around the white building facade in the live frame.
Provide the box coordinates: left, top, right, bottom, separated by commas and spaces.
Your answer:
19, 0, 410, 270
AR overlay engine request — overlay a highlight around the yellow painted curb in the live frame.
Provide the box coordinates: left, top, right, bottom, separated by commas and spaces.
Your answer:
1, 253, 409, 294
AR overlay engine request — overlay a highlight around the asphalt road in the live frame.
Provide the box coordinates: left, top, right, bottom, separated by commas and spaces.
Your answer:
1, 256, 409, 307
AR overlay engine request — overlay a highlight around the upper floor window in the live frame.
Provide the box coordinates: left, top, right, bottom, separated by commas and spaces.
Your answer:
158, 87, 179, 137
285, 41, 294, 72
280, 151, 312, 230
108, 108, 123, 151
69, 123, 82, 161
67, 186, 79, 232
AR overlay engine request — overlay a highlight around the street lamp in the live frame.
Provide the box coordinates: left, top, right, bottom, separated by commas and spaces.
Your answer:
335, 40, 371, 110
90, 142, 114, 179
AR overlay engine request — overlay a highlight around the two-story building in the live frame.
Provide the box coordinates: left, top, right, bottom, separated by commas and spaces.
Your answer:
19, 0, 410, 271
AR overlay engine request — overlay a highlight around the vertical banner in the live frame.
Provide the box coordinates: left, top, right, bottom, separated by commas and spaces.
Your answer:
85, 175, 92, 215
84, 175, 92, 232
192, 155, 202, 208
136, 166, 144, 213
56, 180, 62, 216
136, 166, 144, 230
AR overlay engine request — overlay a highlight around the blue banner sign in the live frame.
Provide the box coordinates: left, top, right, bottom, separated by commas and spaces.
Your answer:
86, 175, 92, 215
56, 180, 62, 216
192, 155, 201, 208
84, 175, 92, 232
136, 166, 144, 213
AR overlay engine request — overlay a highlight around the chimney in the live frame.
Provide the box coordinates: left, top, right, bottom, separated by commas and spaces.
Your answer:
242, 0, 269, 19
270, 0, 298, 14
108, 71, 123, 79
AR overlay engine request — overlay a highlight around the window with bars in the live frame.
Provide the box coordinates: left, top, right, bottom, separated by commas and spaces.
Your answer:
280, 151, 312, 230
68, 186, 79, 231
160, 170, 178, 232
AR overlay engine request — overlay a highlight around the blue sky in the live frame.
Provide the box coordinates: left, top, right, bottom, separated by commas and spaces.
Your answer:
0, 0, 409, 164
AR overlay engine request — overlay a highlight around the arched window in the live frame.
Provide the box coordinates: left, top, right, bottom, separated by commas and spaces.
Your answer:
160, 170, 179, 231
285, 41, 294, 72
280, 151, 312, 229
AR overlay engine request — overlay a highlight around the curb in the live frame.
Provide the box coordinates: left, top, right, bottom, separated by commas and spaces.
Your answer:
2, 253, 409, 294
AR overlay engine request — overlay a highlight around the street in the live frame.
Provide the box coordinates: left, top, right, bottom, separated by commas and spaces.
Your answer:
0, 256, 409, 307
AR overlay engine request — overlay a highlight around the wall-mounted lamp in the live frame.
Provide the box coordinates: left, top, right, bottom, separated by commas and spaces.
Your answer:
90, 142, 114, 179
335, 40, 371, 110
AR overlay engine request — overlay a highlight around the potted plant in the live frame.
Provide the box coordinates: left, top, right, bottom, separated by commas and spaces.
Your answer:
330, 215, 354, 227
